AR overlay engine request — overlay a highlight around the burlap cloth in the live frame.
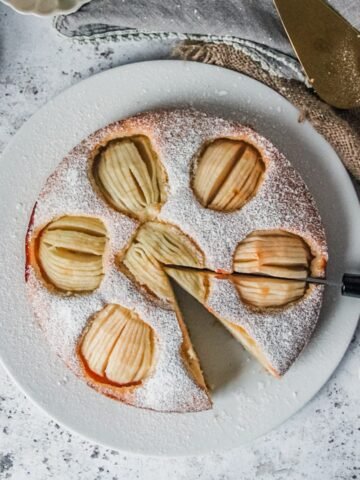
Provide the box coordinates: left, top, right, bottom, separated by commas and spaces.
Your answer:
174, 41, 360, 182
173, 41, 360, 183
55, 0, 360, 183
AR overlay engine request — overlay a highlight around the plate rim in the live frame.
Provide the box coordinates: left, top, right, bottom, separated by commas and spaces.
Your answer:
0, 59, 359, 456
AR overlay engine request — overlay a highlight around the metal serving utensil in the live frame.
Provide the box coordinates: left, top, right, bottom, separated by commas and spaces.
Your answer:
241, 273, 360, 298
253, 273, 360, 298
166, 266, 360, 298
230, 272, 360, 298
273, 0, 360, 109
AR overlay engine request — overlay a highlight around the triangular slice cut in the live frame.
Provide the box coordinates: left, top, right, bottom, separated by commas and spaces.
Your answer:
117, 224, 209, 398
165, 267, 324, 377
165, 268, 279, 374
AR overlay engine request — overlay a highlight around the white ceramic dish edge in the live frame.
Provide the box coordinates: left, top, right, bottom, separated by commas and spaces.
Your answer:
0, 61, 359, 456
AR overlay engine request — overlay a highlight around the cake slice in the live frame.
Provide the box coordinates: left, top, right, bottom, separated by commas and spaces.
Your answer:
165, 267, 324, 377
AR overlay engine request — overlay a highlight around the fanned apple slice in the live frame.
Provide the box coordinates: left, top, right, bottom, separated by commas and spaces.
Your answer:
37, 215, 108, 293
41, 230, 106, 255
121, 222, 204, 303
135, 222, 204, 267
80, 304, 155, 386
46, 216, 107, 236
234, 230, 312, 279
80, 304, 129, 376
93, 136, 167, 221
232, 275, 306, 309
192, 139, 265, 211
193, 139, 243, 206
123, 240, 173, 302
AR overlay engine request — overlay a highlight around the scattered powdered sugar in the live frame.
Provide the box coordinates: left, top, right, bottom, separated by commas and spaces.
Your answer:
126, 109, 327, 272
207, 276, 324, 375
26, 108, 327, 412
31, 140, 138, 257
27, 263, 210, 412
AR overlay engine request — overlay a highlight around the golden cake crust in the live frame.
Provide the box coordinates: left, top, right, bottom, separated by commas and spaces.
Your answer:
25, 108, 327, 412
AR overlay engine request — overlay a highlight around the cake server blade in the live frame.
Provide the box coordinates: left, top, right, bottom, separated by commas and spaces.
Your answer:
273, 0, 360, 108
233, 272, 360, 298
309, 274, 360, 297
165, 266, 360, 298
230, 272, 360, 297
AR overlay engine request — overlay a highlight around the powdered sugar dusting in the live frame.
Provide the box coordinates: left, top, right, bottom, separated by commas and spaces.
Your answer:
125, 109, 327, 273
27, 263, 210, 412
26, 108, 327, 411
31, 138, 138, 257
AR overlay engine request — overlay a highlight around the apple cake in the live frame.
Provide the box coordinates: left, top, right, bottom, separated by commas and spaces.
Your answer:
25, 108, 327, 412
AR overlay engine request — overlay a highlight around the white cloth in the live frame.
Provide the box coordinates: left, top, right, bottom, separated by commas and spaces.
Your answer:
55, 0, 360, 58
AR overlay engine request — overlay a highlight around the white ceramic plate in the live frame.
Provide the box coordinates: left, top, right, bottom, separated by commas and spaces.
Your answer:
0, 0, 90, 16
0, 60, 359, 456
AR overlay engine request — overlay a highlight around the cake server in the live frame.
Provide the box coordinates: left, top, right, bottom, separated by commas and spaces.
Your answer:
167, 267, 360, 298
231, 272, 360, 298
276, 273, 359, 298
273, 0, 360, 108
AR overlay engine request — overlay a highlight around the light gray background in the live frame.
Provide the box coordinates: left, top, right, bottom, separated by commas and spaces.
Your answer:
0, 5, 359, 479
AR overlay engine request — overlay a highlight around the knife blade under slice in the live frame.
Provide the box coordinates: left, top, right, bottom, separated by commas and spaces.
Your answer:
165, 266, 360, 298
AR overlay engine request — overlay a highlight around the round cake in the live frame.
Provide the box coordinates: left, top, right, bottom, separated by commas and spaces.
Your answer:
25, 108, 328, 413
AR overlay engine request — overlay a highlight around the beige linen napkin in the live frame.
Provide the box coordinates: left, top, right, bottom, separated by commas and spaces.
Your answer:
174, 42, 360, 182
